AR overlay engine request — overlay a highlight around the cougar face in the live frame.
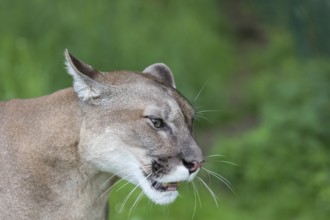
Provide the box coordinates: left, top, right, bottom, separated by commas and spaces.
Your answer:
66, 50, 204, 205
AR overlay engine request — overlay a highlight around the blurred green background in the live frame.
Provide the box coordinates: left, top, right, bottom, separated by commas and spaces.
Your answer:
1, 0, 330, 219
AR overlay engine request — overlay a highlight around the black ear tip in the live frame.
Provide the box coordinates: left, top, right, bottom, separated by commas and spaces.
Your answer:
64, 49, 72, 60
64, 50, 99, 79
64, 49, 78, 63
64, 50, 80, 67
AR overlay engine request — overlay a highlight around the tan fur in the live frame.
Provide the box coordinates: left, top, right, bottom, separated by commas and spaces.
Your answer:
0, 50, 203, 220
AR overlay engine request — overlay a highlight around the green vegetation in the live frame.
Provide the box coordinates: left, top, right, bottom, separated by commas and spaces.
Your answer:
1, 0, 329, 219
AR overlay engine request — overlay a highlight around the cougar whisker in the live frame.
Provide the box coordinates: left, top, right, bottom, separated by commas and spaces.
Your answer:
205, 154, 225, 158
197, 176, 219, 208
193, 80, 208, 103
98, 172, 135, 201
191, 181, 202, 219
119, 173, 153, 213
205, 160, 239, 166
129, 191, 144, 216
202, 167, 235, 195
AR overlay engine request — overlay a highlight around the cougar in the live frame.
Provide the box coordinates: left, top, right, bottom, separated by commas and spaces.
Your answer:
0, 50, 204, 220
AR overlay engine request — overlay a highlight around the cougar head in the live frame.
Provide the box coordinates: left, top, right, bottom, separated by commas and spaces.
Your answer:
65, 50, 203, 205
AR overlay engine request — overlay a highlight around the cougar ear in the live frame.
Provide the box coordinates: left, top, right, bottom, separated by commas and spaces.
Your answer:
143, 63, 176, 88
65, 49, 104, 101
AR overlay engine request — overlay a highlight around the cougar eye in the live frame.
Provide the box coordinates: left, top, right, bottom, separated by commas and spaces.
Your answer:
149, 117, 165, 128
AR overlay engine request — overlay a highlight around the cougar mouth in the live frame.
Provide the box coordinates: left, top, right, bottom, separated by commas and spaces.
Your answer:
150, 180, 179, 192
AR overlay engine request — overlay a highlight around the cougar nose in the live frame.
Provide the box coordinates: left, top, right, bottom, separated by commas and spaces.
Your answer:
183, 160, 203, 174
